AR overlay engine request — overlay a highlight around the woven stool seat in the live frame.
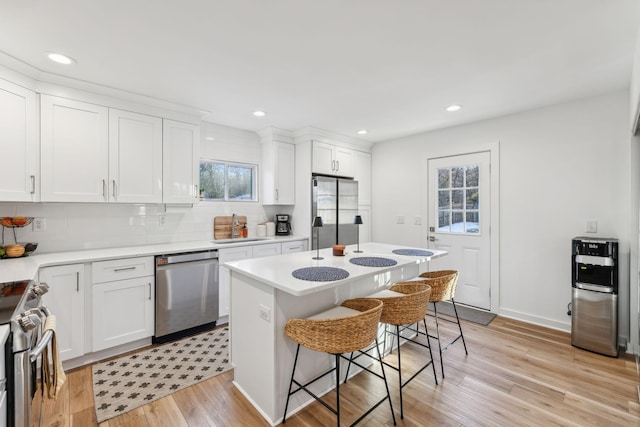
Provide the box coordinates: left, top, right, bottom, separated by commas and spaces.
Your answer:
347, 281, 437, 419
418, 270, 468, 378
283, 298, 396, 426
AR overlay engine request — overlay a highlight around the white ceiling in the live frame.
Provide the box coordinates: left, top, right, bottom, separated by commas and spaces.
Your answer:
1, 0, 639, 142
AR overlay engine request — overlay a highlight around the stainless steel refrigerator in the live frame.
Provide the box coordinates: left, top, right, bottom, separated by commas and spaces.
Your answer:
312, 175, 359, 250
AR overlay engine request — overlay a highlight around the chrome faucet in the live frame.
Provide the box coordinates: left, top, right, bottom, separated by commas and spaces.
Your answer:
231, 213, 240, 239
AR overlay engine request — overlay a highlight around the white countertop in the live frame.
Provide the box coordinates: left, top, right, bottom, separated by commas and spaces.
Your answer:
0, 235, 307, 283
225, 242, 447, 296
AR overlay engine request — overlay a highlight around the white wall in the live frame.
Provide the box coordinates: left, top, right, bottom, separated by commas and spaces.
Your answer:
0, 122, 271, 253
372, 91, 633, 345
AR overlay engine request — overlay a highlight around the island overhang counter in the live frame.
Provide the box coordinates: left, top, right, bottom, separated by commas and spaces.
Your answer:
225, 242, 447, 425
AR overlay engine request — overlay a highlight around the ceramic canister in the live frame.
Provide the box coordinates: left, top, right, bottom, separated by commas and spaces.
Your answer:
256, 224, 267, 237
265, 222, 276, 236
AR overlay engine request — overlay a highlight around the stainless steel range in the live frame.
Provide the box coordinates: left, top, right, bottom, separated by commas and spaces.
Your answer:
0, 279, 54, 427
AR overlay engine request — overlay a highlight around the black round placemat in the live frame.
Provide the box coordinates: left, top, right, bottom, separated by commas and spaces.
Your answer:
349, 257, 398, 267
292, 267, 350, 281
392, 249, 434, 256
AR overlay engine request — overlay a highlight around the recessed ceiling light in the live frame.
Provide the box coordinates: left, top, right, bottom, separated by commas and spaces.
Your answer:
357, 129, 368, 135
253, 110, 266, 117
47, 52, 76, 65
445, 104, 462, 112
205, 137, 215, 141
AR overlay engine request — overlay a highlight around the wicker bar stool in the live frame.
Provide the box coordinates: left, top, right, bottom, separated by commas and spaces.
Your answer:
282, 298, 396, 427
346, 282, 437, 419
419, 270, 468, 378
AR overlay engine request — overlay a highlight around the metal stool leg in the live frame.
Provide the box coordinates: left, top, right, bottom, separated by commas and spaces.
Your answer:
432, 302, 445, 378
335, 354, 340, 427
423, 318, 438, 385
283, 344, 301, 423
451, 299, 468, 354
394, 325, 404, 419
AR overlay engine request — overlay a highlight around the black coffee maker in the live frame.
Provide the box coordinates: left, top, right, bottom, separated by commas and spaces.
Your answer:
275, 214, 292, 235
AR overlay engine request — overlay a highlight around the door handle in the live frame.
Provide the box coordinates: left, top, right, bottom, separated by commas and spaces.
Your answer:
30, 175, 36, 194
275, 189, 279, 200
148, 282, 152, 300
112, 180, 117, 199
429, 236, 438, 242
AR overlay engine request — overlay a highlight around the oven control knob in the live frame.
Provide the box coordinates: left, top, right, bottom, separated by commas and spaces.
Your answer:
32, 282, 49, 296
18, 315, 37, 332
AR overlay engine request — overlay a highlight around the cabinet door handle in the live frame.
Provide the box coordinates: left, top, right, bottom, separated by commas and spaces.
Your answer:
112, 180, 117, 199
275, 189, 279, 201
194, 184, 198, 199
336, 160, 340, 171
30, 175, 35, 194
102, 179, 107, 199
113, 266, 136, 272
148, 282, 152, 300
76, 272, 80, 292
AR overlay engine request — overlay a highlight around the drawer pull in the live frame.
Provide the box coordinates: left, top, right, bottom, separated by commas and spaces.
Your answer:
148, 282, 152, 300
76, 272, 80, 292
113, 266, 137, 272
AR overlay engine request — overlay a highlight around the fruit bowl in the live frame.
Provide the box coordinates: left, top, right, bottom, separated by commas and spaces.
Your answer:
0, 242, 37, 259
0, 216, 33, 228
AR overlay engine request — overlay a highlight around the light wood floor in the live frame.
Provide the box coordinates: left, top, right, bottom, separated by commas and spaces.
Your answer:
41, 316, 640, 426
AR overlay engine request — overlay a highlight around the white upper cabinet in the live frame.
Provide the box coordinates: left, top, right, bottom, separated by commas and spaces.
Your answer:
162, 119, 200, 204
108, 109, 163, 203
41, 96, 165, 203
312, 141, 354, 177
0, 80, 38, 202
262, 140, 295, 205
41, 95, 109, 202
354, 150, 372, 205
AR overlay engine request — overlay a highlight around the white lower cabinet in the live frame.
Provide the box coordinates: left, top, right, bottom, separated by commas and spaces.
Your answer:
218, 246, 253, 319
282, 240, 308, 253
252, 243, 281, 258
92, 257, 154, 352
39, 264, 85, 361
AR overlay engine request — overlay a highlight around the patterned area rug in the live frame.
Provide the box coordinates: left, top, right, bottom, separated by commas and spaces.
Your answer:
92, 326, 231, 423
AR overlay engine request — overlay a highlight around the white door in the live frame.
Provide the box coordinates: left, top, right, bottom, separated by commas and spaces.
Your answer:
427, 152, 491, 310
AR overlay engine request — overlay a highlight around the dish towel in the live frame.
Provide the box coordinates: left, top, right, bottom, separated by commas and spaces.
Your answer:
42, 315, 66, 399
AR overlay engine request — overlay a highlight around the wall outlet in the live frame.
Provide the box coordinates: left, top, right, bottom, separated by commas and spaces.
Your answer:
32, 217, 46, 232
397, 215, 405, 224
414, 216, 422, 225
259, 304, 271, 322
586, 220, 597, 233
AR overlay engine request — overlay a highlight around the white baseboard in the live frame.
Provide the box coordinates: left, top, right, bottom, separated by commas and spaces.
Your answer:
498, 308, 570, 332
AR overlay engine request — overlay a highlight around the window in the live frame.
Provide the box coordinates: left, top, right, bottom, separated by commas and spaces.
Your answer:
437, 164, 479, 233
199, 159, 257, 201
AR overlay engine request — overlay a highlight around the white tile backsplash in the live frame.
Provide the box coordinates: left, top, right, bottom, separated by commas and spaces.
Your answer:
0, 201, 273, 253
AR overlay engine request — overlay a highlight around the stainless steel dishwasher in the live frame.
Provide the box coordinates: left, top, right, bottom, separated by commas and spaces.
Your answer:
154, 250, 219, 343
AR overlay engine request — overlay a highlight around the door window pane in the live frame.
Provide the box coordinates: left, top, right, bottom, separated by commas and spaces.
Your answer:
438, 190, 450, 209
451, 190, 464, 209
438, 169, 450, 189
438, 210, 450, 230
466, 189, 479, 209
466, 211, 479, 233
452, 211, 464, 231
452, 167, 464, 187
466, 165, 479, 187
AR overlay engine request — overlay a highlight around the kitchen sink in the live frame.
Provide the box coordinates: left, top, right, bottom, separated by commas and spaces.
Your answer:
212, 237, 271, 244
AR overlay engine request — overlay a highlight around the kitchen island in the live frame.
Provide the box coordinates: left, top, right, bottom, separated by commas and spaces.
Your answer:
225, 242, 447, 426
